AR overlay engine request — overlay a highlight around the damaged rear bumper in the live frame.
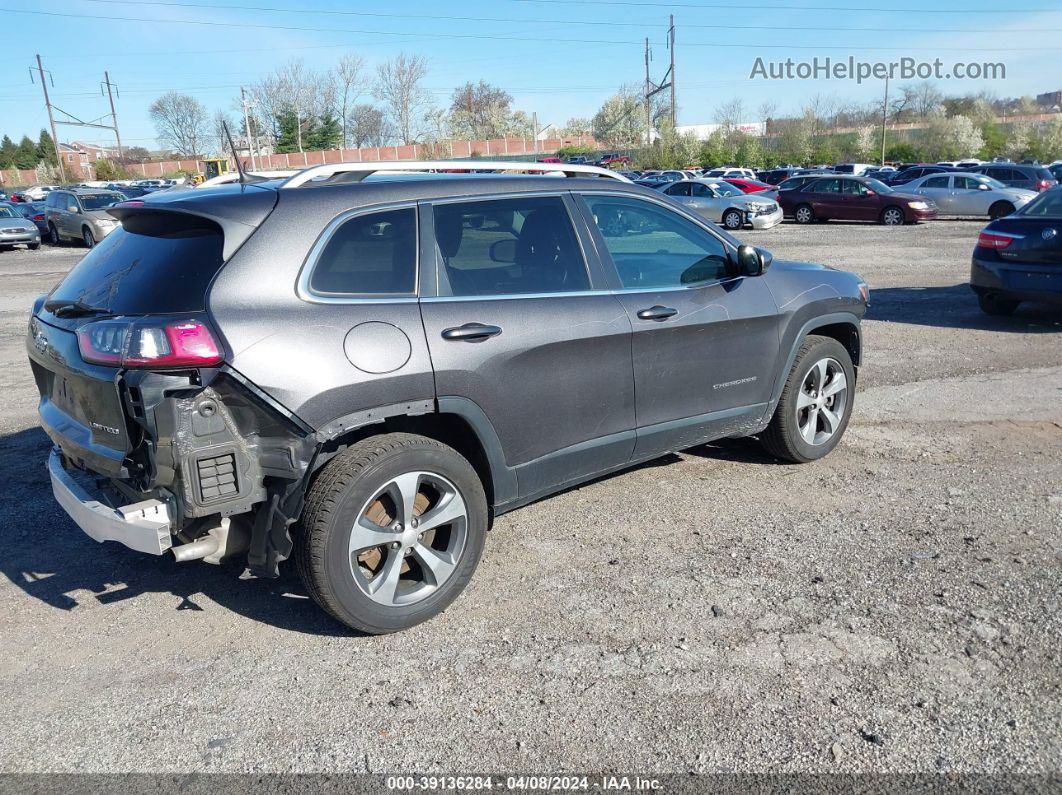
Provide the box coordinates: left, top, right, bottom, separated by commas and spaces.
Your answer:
48, 447, 173, 555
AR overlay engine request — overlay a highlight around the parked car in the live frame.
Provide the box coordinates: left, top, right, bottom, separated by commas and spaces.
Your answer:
903, 172, 1036, 219
757, 174, 832, 202
44, 188, 126, 247
7, 201, 49, 236
1049, 164, 1062, 182
565, 156, 589, 164
596, 153, 631, 168
758, 167, 803, 185
833, 163, 875, 176
701, 167, 756, 180
778, 175, 938, 225
971, 186, 1062, 315
0, 203, 41, 250
21, 184, 61, 201
970, 163, 1057, 192
656, 179, 783, 230
722, 178, 778, 194
883, 165, 956, 186
28, 159, 867, 633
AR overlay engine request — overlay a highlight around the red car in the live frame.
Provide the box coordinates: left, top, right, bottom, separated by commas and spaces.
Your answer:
777, 175, 938, 225
723, 178, 777, 194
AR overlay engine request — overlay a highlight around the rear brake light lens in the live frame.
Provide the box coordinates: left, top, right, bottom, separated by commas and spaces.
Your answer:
1036, 180, 1051, 191
31, 214, 45, 221
77, 318, 223, 368
976, 232, 1017, 250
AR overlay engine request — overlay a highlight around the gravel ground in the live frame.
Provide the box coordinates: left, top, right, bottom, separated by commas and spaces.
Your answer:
0, 221, 1060, 775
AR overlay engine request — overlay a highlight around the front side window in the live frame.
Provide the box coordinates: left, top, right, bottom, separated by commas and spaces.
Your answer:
433, 195, 589, 297
309, 207, 417, 296
583, 195, 730, 290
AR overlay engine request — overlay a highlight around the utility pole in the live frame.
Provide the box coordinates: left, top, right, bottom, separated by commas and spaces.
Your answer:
240, 86, 257, 169
102, 71, 123, 160
33, 54, 66, 182
879, 74, 889, 166
644, 37, 652, 145
669, 15, 676, 128
532, 111, 539, 155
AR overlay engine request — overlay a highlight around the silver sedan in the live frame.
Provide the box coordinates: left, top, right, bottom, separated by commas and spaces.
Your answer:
656, 179, 782, 230
903, 172, 1036, 219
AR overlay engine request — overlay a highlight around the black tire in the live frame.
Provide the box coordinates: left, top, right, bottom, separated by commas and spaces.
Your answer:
793, 204, 815, 224
28, 242, 40, 251
977, 292, 1020, 316
880, 205, 905, 225
761, 335, 856, 464
988, 201, 1015, 220
295, 432, 487, 634
82, 226, 95, 248
48, 223, 60, 245
721, 209, 744, 230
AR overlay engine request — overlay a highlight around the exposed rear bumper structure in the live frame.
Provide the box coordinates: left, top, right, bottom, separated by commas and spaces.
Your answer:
48, 448, 172, 555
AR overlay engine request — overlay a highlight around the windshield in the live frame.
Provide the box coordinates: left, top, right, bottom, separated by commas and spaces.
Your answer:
703, 170, 725, 177
1017, 190, 1062, 218
977, 176, 1006, 189
80, 193, 126, 210
865, 178, 893, 193
709, 182, 743, 197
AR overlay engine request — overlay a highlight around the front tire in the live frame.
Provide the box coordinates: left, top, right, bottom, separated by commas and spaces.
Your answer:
794, 204, 815, 224
28, 242, 40, 250
48, 223, 60, 245
988, 201, 1015, 220
880, 206, 905, 225
296, 433, 488, 634
977, 292, 1020, 316
82, 227, 95, 248
722, 209, 744, 230
761, 335, 855, 463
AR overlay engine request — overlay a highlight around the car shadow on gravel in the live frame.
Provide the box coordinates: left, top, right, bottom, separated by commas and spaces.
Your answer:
0, 427, 355, 637
868, 284, 1062, 332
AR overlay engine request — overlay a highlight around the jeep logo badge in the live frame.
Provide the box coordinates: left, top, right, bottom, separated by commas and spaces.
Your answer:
1044, 228, 1058, 241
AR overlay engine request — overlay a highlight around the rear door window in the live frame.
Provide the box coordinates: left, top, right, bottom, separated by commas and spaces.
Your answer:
309, 207, 417, 296
47, 212, 226, 314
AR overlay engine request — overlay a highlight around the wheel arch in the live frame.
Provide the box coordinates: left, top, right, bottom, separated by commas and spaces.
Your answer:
311, 398, 517, 511
765, 312, 862, 418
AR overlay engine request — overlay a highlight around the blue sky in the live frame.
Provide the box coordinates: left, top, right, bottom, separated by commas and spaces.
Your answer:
2, 0, 1060, 150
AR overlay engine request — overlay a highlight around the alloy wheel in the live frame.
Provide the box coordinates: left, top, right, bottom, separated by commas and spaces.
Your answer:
795, 206, 813, 223
795, 357, 848, 446
882, 208, 904, 225
348, 471, 468, 607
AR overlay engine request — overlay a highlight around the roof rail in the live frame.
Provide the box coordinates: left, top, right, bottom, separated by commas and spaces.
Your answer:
277, 160, 632, 189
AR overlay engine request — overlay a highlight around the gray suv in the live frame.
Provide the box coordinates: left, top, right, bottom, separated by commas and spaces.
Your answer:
45, 188, 125, 247
26, 161, 868, 633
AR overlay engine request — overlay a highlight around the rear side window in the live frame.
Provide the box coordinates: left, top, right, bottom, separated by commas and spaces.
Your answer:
309, 207, 417, 296
433, 196, 589, 297
47, 213, 224, 314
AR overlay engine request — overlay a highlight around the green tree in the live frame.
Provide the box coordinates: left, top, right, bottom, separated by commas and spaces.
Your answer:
14, 135, 39, 169
885, 141, 922, 162
308, 111, 341, 150
0, 135, 15, 168
698, 131, 727, 167
978, 122, 1007, 160
36, 129, 57, 166
94, 159, 129, 181
274, 110, 302, 153
735, 134, 766, 169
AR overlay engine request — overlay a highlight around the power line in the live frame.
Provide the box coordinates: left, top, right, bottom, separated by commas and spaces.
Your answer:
510, 0, 1058, 12
1, 7, 1056, 51
75, 0, 1062, 34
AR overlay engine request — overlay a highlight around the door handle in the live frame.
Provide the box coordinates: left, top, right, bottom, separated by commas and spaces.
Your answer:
636, 305, 678, 321
441, 322, 503, 342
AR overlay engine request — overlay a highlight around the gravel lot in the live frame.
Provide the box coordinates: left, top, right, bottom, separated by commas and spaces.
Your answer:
0, 220, 1060, 776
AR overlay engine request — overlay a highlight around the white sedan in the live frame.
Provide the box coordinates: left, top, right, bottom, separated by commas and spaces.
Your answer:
904, 172, 1036, 219
656, 179, 783, 230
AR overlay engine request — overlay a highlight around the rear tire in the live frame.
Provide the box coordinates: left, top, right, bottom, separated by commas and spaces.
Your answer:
794, 204, 815, 224
977, 292, 1020, 316
295, 433, 488, 634
988, 201, 1015, 220
761, 335, 855, 463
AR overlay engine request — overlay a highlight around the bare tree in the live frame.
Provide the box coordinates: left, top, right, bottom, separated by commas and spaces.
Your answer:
212, 110, 235, 157
149, 91, 208, 156
349, 103, 391, 147
714, 97, 746, 131
333, 53, 367, 146
373, 53, 431, 145
449, 81, 513, 139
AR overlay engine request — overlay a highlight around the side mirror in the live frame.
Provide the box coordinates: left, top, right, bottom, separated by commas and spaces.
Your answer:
68, 205, 80, 213
489, 238, 517, 263
735, 244, 771, 276
978, 183, 990, 190
865, 190, 876, 196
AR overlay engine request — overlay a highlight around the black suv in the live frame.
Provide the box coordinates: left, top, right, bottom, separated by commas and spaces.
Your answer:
27, 161, 868, 633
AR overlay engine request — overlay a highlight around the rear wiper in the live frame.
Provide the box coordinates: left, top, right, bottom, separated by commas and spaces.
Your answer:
43, 299, 110, 318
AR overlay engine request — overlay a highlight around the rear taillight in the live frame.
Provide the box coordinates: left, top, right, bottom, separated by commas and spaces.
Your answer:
31, 214, 45, 221
77, 318, 222, 368
976, 231, 1018, 250
1036, 180, 1051, 191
